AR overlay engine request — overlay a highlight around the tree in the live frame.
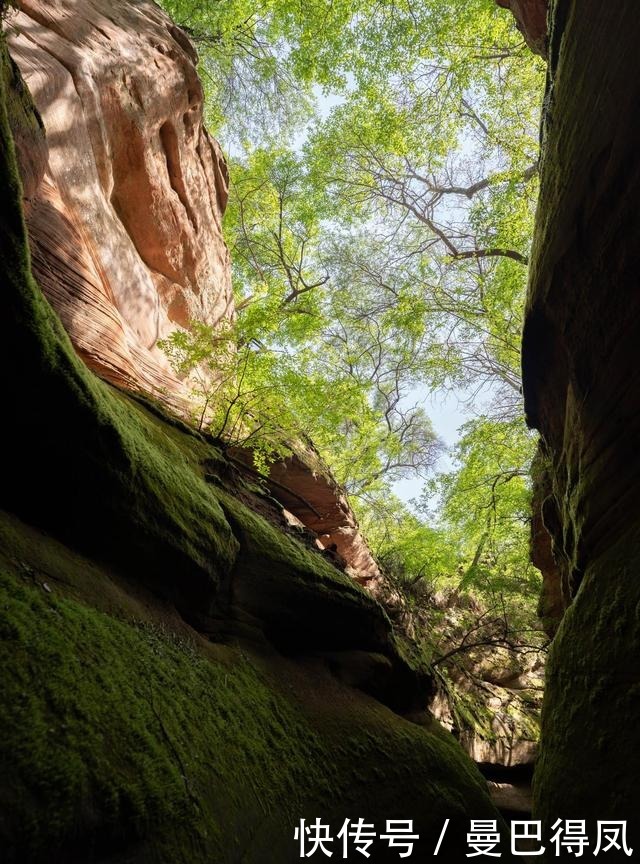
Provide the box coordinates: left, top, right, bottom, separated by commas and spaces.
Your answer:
157, 0, 546, 618
305, 10, 543, 420
419, 416, 539, 597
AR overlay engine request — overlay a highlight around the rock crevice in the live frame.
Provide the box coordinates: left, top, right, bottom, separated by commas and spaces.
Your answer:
0, 29, 504, 860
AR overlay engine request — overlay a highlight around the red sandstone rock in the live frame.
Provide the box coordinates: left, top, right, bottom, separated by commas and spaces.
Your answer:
7, 0, 233, 407
7, 0, 380, 584
496, 0, 548, 57
230, 447, 382, 584
267, 453, 382, 584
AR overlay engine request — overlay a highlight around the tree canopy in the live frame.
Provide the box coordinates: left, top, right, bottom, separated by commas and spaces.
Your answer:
158, 0, 546, 618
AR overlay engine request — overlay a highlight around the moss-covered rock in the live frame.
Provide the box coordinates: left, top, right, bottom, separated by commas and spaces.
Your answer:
534, 530, 640, 832
522, 0, 640, 848
0, 511, 500, 863
0, 32, 505, 862
0, 35, 236, 624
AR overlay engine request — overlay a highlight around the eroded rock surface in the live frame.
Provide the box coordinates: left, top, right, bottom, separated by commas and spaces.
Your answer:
228, 446, 382, 584
6, 0, 381, 582
496, 0, 548, 56
429, 628, 542, 770
7, 0, 232, 406
522, 0, 640, 829
266, 452, 382, 584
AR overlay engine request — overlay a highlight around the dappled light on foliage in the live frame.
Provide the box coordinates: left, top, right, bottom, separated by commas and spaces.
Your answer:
158, 0, 546, 641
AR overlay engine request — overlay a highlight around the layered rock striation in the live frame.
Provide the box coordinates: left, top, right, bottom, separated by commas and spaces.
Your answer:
6, 0, 381, 583
6, 0, 232, 406
230, 447, 382, 585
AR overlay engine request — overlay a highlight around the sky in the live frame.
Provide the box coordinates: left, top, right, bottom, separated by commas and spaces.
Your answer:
392, 388, 462, 502
307, 88, 476, 510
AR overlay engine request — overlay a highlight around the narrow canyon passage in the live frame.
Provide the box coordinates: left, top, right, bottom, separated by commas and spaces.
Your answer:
1, 0, 639, 862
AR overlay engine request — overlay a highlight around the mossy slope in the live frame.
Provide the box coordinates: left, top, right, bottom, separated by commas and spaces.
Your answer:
0, 512, 499, 863
0, 33, 502, 862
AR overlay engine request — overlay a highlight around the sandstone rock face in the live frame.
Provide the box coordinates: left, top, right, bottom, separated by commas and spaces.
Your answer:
267, 453, 382, 584
229, 447, 382, 584
418, 591, 543, 770
6, 0, 380, 584
496, 0, 548, 57
522, 0, 640, 828
7, 0, 232, 406
430, 665, 541, 769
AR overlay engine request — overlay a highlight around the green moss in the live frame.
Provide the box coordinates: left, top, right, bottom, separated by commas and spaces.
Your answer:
216, 488, 394, 651
526, 0, 640, 834
0, 563, 326, 862
448, 682, 500, 743
534, 529, 640, 830
0, 27, 408, 665
0, 35, 504, 862
0, 531, 500, 863
2, 43, 44, 144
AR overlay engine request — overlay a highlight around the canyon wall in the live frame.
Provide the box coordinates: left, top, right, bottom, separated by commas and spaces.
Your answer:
5, 0, 379, 582
521, 0, 640, 838
6, 0, 232, 406
0, 21, 506, 859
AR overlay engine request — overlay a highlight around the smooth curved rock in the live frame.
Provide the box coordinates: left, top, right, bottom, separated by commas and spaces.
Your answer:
229, 446, 382, 583
7, 0, 232, 407
267, 453, 381, 584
